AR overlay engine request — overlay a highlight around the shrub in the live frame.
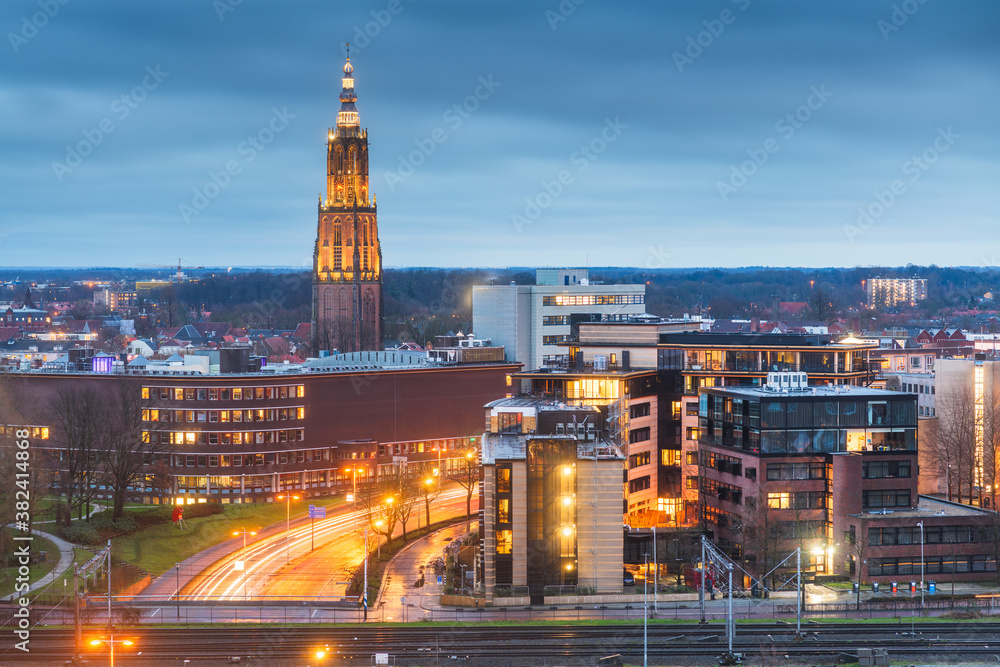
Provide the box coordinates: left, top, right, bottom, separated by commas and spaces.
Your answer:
60, 524, 101, 545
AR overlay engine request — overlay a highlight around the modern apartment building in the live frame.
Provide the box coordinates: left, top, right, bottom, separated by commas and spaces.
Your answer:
472, 269, 646, 370
697, 374, 921, 577
866, 276, 928, 309
479, 398, 624, 603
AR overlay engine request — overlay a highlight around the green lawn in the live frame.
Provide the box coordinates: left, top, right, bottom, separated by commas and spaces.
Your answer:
0, 534, 60, 597
111, 497, 344, 576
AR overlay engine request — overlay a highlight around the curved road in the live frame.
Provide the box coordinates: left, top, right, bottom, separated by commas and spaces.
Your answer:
184, 487, 476, 601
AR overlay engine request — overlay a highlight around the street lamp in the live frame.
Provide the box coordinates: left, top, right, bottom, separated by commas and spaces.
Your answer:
174, 562, 181, 623
276, 494, 300, 565
917, 521, 925, 610
232, 528, 257, 600
90, 636, 133, 667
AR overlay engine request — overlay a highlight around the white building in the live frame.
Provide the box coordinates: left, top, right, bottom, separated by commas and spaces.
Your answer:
472, 269, 646, 370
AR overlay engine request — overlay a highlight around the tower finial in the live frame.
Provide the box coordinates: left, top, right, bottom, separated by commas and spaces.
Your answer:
346, 41, 350, 61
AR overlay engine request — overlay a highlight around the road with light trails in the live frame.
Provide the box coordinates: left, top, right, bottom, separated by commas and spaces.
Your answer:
183, 487, 477, 601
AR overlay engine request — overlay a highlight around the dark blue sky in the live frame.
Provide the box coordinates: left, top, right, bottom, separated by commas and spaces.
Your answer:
2, 1, 997, 269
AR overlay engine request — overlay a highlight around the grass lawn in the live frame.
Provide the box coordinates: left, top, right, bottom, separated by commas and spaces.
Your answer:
0, 534, 60, 597
111, 497, 344, 576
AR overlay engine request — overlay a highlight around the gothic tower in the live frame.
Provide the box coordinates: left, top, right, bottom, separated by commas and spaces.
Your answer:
312, 54, 383, 353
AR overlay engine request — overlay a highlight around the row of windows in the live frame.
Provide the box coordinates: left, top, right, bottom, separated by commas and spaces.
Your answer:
542, 335, 572, 346
862, 489, 911, 509
766, 491, 826, 510
142, 385, 306, 401
149, 429, 305, 446
862, 460, 911, 479
869, 555, 996, 576
629, 402, 651, 419
541, 294, 644, 307
143, 408, 305, 423
1, 425, 49, 439
629, 476, 651, 493
766, 462, 827, 481
868, 525, 978, 546
628, 427, 651, 444
172, 449, 331, 468
542, 315, 571, 326
702, 478, 742, 504
628, 451, 651, 469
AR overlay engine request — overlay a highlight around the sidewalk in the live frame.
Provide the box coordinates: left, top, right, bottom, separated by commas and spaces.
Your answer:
376, 520, 477, 621
3, 527, 77, 602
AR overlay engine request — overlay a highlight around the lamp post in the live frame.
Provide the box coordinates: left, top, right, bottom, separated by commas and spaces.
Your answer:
424, 477, 434, 526
232, 528, 256, 600
643, 552, 649, 667
374, 520, 384, 559
276, 493, 300, 565
652, 526, 657, 612
917, 521, 925, 610
89, 636, 133, 667
174, 562, 180, 623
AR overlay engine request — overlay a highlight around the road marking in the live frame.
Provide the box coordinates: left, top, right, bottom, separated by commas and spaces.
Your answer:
149, 608, 160, 617
311, 608, 319, 618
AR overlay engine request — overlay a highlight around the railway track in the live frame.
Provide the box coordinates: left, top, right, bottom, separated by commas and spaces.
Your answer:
4, 622, 1000, 662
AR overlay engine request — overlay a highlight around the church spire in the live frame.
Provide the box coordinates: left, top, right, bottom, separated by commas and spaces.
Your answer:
337, 44, 360, 132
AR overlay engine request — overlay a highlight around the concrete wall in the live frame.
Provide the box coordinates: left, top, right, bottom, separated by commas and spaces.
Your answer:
576, 458, 625, 593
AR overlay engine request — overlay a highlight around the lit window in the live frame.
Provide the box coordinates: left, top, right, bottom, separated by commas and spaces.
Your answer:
767, 492, 790, 509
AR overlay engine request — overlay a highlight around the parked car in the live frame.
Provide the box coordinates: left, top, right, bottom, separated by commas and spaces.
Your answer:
623, 569, 635, 586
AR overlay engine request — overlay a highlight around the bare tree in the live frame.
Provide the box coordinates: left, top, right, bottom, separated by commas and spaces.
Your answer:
48, 386, 106, 526
100, 381, 165, 519
846, 521, 868, 606
741, 490, 784, 590
359, 473, 398, 553
448, 448, 479, 519
933, 386, 977, 504
418, 461, 441, 526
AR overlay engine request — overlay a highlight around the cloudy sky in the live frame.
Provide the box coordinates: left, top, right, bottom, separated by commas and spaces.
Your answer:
2, 1, 997, 269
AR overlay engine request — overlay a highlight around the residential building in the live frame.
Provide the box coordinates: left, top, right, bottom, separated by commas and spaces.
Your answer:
472, 268, 646, 370
479, 398, 624, 603
866, 276, 928, 309
312, 55, 383, 354
697, 373, 920, 577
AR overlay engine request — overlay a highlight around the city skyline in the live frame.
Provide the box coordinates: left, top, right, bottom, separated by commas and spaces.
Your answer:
2, 1, 998, 268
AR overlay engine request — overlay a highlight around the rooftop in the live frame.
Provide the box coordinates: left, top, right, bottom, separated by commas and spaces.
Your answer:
851, 495, 995, 520
658, 332, 877, 349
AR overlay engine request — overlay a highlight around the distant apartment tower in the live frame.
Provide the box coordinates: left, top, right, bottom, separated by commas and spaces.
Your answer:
479, 398, 624, 603
867, 277, 927, 309
472, 269, 645, 370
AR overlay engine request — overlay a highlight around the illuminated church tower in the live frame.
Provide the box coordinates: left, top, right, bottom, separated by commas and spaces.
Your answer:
312, 53, 383, 353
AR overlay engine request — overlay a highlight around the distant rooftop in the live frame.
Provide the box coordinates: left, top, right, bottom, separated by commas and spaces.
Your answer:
659, 332, 876, 348
850, 495, 994, 519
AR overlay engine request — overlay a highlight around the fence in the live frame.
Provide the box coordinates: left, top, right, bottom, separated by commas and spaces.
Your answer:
3, 594, 997, 628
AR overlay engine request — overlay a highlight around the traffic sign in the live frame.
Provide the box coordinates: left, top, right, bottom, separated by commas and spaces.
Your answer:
309, 505, 327, 519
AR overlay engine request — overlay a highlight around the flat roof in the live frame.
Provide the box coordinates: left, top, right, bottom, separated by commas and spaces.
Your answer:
850, 495, 994, 519
658, 332, 877, 349
704, 384, 905, 400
